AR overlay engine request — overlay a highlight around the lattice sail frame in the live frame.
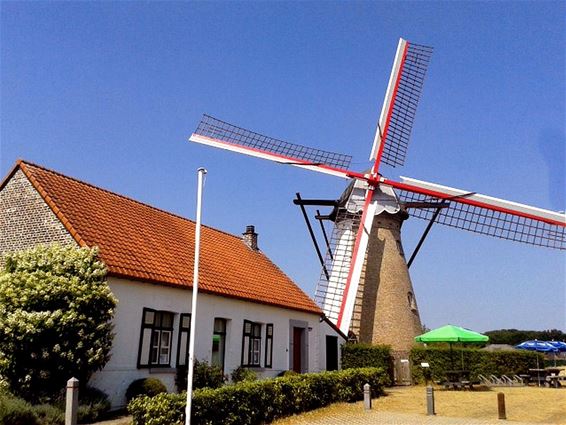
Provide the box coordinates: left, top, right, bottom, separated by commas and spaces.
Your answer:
390, 177, 566, 250
370, 39, 433, 168
399, 190, 565, 249
193, 114, 352, 169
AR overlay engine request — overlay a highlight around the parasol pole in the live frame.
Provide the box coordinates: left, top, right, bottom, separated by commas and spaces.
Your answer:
449, 342, 454, 370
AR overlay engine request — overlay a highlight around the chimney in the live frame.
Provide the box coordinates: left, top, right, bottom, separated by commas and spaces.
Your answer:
242, 225, 258, 250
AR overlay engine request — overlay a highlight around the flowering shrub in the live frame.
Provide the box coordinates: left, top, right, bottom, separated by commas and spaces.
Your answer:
0, 244, 117, 402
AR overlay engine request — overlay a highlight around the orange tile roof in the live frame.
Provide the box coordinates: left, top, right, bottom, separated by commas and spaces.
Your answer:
7, 160, 322, 315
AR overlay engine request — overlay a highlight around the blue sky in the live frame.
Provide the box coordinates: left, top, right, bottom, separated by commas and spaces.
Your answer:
1, 1, 564, 332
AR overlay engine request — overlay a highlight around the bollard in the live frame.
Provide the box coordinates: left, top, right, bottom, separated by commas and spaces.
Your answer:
497, 392, 506, 420
363, 383, 372, 410
426, 385, 435, 416
65, 377, 79, 425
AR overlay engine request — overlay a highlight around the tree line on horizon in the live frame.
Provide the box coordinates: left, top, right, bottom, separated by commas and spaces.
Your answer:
484, 329, 566, 346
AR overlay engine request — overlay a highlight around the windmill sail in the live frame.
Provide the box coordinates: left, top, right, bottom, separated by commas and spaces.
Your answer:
386, 176, 566, 250
370, 39, 433, 168
190, 115, 354, 179
314, 208, 360, 325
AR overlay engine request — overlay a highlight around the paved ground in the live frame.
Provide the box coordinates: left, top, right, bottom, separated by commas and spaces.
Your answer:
93, 416, 131, 425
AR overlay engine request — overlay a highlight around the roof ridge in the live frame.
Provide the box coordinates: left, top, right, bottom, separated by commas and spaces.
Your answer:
17, 159, 244, 243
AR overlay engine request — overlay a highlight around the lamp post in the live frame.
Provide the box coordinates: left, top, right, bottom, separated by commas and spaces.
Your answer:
185, 167, 207, 425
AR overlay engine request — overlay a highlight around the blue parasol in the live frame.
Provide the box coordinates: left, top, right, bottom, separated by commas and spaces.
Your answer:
515, 340, 559, 353
516, 340, 559, 369
548, 341, 566, 352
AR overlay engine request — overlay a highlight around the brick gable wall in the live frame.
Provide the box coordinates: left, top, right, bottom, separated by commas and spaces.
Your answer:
0, 169, 77, 259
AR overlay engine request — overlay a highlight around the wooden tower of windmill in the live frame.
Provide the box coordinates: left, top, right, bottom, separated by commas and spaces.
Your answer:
188, 38, 566, 362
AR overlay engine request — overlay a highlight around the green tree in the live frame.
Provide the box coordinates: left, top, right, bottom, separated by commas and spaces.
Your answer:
484, 329, 566, 345
0, 244, 117, 402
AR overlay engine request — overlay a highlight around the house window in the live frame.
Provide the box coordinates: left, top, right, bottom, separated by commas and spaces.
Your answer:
241, 320, 262, 366
211, 318, 227, 372
176, 313, 191, 366
264, 324, 274, 368
137, 308, 174, 368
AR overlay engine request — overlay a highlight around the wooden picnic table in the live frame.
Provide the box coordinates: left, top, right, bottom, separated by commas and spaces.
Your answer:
443, 370, 473, 390
528, 368, 562, 388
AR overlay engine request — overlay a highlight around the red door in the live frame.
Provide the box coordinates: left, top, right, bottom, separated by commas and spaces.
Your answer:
292, 327, 303, 373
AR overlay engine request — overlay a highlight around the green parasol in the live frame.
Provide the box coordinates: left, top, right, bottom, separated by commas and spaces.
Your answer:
415, 325, 489, 343
415, 324, 489, 369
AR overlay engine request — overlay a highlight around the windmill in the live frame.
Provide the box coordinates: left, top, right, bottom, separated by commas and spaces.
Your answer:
188, 38, 566, 356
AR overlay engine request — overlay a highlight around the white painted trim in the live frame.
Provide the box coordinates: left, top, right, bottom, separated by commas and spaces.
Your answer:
370, 38, 407, 161
399, 176, 566, 224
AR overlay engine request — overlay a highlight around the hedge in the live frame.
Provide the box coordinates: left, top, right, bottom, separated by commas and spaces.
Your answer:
0, 393, 39, 425
0, 394, 63, 425
341, 343, 393, 377
410, 347, 544, 383
128, 367, 389, 425
0, 387, 110, 425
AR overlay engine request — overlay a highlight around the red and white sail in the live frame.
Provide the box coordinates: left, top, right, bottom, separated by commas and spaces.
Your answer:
386, 176, 566, 249
189, 115, 355, 180
370, 39, 433, 169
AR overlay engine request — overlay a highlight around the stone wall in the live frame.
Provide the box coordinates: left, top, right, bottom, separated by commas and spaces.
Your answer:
0, 169, 77, 260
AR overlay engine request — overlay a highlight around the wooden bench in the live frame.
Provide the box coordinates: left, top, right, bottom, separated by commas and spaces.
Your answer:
545, 375, 563, 388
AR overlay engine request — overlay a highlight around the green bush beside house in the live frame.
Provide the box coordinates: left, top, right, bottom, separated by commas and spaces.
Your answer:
340, 343, 394, 383
126, 378, 168, 403
175, 360, 226, 392
128, 367, 389, 425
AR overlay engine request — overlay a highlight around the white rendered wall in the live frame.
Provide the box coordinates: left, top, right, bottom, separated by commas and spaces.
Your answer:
90, 277, 344, 408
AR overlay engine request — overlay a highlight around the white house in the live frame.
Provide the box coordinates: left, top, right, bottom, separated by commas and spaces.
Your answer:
0, 160, 346, 408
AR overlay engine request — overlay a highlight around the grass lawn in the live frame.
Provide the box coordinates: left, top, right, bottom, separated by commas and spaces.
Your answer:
274, 385, 566, 424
